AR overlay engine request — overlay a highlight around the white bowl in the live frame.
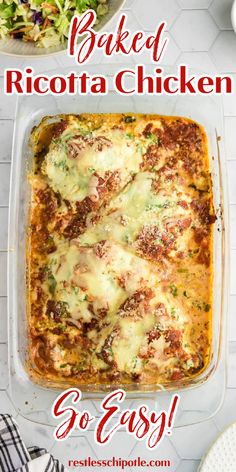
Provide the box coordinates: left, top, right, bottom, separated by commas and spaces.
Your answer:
199, 422, 236, 472
231, 0, 236, 33
0, 0, 125, 57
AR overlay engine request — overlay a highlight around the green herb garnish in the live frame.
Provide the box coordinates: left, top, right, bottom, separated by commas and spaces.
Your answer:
169, 284, 178, 297
48, 274, 57, 295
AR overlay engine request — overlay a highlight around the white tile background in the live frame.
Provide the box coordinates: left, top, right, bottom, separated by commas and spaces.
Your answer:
0, 0, 236, 471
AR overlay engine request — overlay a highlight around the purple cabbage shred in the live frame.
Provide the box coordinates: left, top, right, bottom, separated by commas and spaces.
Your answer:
32, 11, 43, 24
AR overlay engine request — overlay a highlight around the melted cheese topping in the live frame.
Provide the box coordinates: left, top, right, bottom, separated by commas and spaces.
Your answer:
42, 124, 149, 203
28, 113, 215, 388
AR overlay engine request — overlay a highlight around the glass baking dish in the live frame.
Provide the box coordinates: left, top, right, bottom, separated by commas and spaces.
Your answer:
8, 65, 229, 428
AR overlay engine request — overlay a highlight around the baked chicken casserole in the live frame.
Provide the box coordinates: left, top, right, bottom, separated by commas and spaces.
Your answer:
28, 113, 216, 388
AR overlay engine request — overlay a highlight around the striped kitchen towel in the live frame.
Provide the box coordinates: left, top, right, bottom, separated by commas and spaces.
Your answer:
0, 415, 67, 472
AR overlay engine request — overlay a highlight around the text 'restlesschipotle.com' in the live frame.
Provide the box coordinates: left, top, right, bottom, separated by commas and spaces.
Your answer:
68, 457, 171, 469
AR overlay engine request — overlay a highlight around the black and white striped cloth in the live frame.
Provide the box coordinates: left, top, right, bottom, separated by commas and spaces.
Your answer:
0, 415, 67, 472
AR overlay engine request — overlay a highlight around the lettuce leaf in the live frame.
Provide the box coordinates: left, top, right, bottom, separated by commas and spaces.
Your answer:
75, 0, 97, 13
0, 3, 15, 19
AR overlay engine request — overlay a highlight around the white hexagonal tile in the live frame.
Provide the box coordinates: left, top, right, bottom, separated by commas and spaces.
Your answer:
225, 117, 236, 158
78, 400, 102, 419
109, 8, 140, 32
56, 48, 105, 68
128, 397, 160, 412
177, 0, 212, 8
231, 250, 236, 293
82, 467, 131, 472
0, 208, 8, 251
171, 421, 218, 460
124, 0, 134, 8
0, 343, 8, 389
214, 389, 236, 431
171, 10, 219, 52
228, 342, 236, 387
179, 370, 225, 414
21, 57, 59, 74
209, 0, 233, 30
0, 164, 10, 206
0, 81, 15, 119
133, 0, 180, 30
129, 437, 180, 472
132, 32, 180, 65
229, 297, 236, 335
176, 460, 200, 472
0, 391, 17, 416
0, 253, 7, 296
50, 435, 97, 465
101, 49, 135, 65
92, 431, 137, 459
0, 297, 7, 342
223, 73, 236, 116
211, 32, 236, 72
55, 53, 76, 69
0, 120, 14, 162
0, 53, 25, 70
228, 162, 236, 204
16, 415, 55, 451
230, 209, 236, 249
162, 33, 181, 64
176, 52, 217, 73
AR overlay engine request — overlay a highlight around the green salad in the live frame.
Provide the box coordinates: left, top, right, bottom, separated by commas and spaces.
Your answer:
0, 0, 108, 47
